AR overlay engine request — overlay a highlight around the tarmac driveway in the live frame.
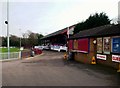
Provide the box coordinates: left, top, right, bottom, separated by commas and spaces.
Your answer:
2, 51, 120, 86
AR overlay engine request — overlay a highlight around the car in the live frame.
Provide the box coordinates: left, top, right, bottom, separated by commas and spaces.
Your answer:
50, 44, 67, 52
34, 46, 44, 50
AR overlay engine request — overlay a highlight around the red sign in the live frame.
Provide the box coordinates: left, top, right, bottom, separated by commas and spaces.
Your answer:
112, 55, 120, 62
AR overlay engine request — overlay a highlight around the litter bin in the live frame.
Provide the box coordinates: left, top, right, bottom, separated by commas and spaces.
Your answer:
31, 50, 35, 57
68, 52, 74, 60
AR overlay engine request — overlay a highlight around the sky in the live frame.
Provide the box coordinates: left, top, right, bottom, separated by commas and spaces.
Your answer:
0, 0, 120, 37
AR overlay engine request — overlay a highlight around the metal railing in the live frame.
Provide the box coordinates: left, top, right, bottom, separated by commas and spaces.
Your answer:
0, 52, 21, 60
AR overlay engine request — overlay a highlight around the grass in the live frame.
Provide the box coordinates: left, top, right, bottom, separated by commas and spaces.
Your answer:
0, 47, 20, 53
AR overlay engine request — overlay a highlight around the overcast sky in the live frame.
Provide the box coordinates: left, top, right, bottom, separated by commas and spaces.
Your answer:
0, 0, 119, 37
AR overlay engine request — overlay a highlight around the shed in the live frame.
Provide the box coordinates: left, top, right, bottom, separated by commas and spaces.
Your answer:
68, 24, 120, 69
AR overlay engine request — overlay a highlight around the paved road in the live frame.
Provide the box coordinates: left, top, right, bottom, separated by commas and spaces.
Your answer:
2, 51, 120, 86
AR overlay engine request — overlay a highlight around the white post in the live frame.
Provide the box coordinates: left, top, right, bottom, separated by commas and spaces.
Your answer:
19, 51, 22, 59
118, 1, 120, 24
66, 27, 70, 60
67, 27, 69, 38
7, 0, 10, 59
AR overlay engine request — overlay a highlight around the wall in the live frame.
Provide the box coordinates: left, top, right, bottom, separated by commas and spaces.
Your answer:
96, 36, 120, 69
73, 38, 95, 64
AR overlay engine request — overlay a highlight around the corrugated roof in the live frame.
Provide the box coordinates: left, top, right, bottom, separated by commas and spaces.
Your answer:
69, 24, 120, 39
41, 24, 76, 40
41, 28, 67, 40
95, 24, 120, 36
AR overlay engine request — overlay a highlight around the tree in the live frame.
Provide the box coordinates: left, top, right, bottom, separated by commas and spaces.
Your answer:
10, 35, 19, 47
2, 37, 7, 47
22, 30, 44, 48
1, 31, 44, 48
37, 34, 44, 45
73, 12, 111, 34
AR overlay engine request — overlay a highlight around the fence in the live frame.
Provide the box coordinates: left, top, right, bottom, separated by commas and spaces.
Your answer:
0, 52, 21, 60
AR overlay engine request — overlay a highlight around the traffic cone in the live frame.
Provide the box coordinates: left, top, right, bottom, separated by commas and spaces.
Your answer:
117, 63, 120, 72
91, 56, 96, 64
64, 53, 67, 60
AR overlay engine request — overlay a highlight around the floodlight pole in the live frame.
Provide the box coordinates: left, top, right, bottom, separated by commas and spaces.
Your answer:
19, 29, 21, 49
7, 0, 10, 59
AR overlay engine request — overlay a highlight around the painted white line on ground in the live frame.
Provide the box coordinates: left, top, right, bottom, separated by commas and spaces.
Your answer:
0, 58, 20, 62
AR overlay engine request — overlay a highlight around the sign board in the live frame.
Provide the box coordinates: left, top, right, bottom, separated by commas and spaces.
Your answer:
112, 55, 120, 63
97, 54, 106, 60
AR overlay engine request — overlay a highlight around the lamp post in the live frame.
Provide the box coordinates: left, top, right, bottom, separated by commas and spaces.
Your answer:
5, 0, 10, 59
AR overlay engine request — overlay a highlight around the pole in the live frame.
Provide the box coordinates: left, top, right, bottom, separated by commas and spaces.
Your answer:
67, 27, 69, 38
19, 29, 22, 59
19, 29, 21, 49
67, 27, 69, 61
7, 0, 10, 59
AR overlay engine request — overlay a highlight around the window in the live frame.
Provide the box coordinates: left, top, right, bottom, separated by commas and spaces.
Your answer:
103, 37, 111, 54
97, 38, 103, 53
74, 39, 78, 50
112, 37, 120, 53
78, 38, 89, 53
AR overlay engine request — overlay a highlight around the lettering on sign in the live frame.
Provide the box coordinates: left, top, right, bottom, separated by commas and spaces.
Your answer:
112, 55, 120, 63
97, 54, 106, 60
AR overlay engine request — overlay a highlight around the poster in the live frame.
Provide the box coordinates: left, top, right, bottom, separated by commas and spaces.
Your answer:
112, 37, 120, 53
97, 38, 103, 53
103, 37, 111, 54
